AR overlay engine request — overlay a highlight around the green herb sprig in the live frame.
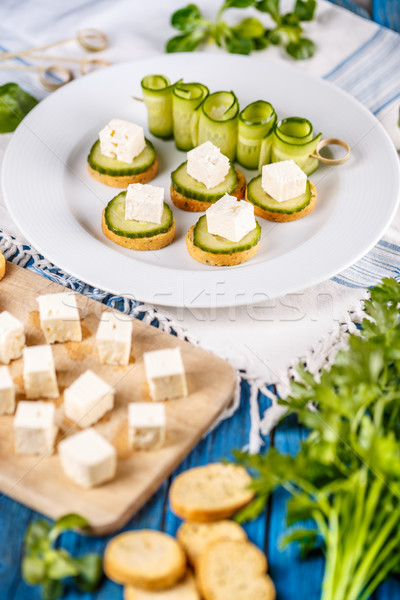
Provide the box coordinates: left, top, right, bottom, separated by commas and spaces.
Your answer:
235, 277, 400, 600
0, 83, 38, 133
166, 0, 316, 60
22, 513, 102, 600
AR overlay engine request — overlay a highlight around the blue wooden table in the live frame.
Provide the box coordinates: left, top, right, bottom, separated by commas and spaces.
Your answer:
2, 378, 400, 599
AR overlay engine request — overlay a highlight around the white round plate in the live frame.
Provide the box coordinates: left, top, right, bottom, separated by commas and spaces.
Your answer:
2, 54, 399, 308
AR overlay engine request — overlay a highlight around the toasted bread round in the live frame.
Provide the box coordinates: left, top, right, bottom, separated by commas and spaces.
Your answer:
245, 181, 317, 222
102, 211, 176, 251
197, 539, 275, 600
104, 530, 186, 590
177, 520, 247, 566
124, 571, 200, 600
171, 169, 246, 212
170, 463, 254, 522
186, 225, 259, 267
0, 251, 5, 280
88, 156, 158, 188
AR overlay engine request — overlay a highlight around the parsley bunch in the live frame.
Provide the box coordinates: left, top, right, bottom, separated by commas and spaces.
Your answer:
235, 277, 400, 600
166, 0, 316, 60
22, 514, 102, 600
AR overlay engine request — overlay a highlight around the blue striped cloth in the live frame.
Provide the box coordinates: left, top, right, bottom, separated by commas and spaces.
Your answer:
324, 26, 400, 288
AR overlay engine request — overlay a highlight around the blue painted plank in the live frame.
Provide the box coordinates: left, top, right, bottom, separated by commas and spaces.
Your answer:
0, 383, 272, 599
270, 416, 400, 600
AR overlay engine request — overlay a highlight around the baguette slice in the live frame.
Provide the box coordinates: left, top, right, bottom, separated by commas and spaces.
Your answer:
177, 520, 247, 566
88, 156, 158, 188
170, 463, 254, 522
186, 225, 260, 266
124, 571, 200, 600
197, 539, 275, 600
0, 251, 5, 280
102, 210, 176, 251
171, 169, 246, 212
104, 530, 186, 590
245, 181, 317, 222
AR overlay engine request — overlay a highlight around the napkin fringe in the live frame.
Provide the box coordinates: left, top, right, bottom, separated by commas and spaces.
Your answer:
0, 230, 367, 455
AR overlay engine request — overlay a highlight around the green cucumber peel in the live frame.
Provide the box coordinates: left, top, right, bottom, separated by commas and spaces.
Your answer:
237, 100, 277, 169
172, 81, 209, 151
198, 90, 239, 160
140, 74, 177, 139
270, 116, 321, 174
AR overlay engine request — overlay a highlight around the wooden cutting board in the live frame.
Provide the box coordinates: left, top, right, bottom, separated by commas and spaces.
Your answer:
0, 264, 236, 534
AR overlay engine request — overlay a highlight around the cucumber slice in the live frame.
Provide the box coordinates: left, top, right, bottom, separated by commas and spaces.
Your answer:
271, 117, 322, 176
105, 193, 173, 238
197, 91, 239, 161
193, 215, 261, 254
247, 176, 312, 214
88, 139, 156, 176
237, 101, 276, 170
171, 161, 237, 202
141, 74, 176, 139
172, 82, 209, 151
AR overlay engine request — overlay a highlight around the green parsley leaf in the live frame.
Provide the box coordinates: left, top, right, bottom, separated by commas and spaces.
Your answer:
286, 37, 316, 59
294, 0, 317, 21
234, 17, 265, 39
0, 83, 38, 133
171, 4, 203, 31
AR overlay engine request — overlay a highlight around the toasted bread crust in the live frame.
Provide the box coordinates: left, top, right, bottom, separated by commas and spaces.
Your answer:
104, 530, 186, 590
246, 181, 317, 222
88, 156, 158, 188
170, 464, 254, 522
197, 540, 275, 600
171, 169, 246, 212
0, 251, 5, 280
102, 210, 175, 250
177, 521, 247, 567
124, 571, 200, 600
186, 225, 259, 267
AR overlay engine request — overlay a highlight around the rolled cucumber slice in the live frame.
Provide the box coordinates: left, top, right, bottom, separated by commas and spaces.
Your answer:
171, 161, 237, 201
105, 193, 173, 238
141, 74, 176, 139
197, 91, 239, 161
247, 176, 312, 214
172, 82, 209, 151
237, 101, 276, 170
193, 215, 261, 254
88, 139, 156, 176
270, 117, 322, 176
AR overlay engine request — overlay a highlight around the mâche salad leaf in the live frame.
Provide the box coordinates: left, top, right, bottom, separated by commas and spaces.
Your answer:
0, 83, 38, 133
235, 277, 400, 600
166, 0, 316, 59
22, 513, 102, 599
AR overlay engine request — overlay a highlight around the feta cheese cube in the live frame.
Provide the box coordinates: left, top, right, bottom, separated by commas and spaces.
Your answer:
187, 141, 230, 189
261, 160, 307, 203
206, 194, 256, 243
14, 401, 57, 455
58, 428, 117, 488
23, 345, 59, 399
0, 311, 25, 364
99, 118, 145, 163
0, 366, 15, 415
128, 402, 166, 450
37, 293, 82, 344
96, 311, 133, 366
144, 348, 188, 402
125, 183, 164, 224
64, 369, 114, 428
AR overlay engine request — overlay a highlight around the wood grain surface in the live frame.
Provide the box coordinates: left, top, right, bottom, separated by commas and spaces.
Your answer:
0, 264, 236, 534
